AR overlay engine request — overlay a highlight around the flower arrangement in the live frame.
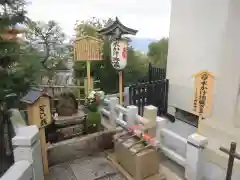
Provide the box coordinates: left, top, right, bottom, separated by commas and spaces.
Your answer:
86, 90, 105, 112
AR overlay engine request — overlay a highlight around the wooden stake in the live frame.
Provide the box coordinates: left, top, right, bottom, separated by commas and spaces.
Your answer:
119, 71, 123, 105
86, 60, 91, 94
39, 128, 49, 174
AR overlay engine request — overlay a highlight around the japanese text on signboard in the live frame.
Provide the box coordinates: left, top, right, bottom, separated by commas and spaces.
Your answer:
110, 40, 127, 70
39, 104, 47, 127
112, 40, 120, 69
193, 71, 214, 118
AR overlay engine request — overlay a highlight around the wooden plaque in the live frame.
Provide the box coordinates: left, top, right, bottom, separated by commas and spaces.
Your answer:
192, 70, 214, 118
27, 96, 52, 128
74, 36, 103, 61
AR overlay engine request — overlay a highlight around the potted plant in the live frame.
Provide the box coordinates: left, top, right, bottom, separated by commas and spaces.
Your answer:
85, 91, 105, 133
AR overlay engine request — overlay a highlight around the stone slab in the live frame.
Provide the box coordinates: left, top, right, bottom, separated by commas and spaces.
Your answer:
45, 153, 125, 180
70, 155, 122, 180
45, 162, 76, 180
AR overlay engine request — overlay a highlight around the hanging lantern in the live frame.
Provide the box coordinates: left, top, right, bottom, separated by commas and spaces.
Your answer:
110, 39, 128, 70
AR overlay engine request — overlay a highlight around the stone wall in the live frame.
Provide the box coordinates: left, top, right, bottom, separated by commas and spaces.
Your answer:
47, 128, 122, 166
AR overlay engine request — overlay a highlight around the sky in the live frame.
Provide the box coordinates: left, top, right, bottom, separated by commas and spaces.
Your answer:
26, 0, 171, 40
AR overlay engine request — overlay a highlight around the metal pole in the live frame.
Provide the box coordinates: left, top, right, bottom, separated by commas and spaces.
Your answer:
86, 60, 91, 95
226, 142, 236, 180
220, 142, 237, 180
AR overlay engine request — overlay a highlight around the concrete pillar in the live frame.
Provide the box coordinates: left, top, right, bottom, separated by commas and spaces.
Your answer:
109, 97, 119, 127
155, 117, 167, 145
142, 105, 158, 137
12, 125, 44, 180
126, 105, 138, 128
185, 133, 208, 180
143, 105, 157, 122
124, 87, 130, 106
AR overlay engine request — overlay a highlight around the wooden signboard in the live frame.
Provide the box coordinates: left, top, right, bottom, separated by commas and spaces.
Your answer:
74, 36, 103, 61
27, 96, 52, 128
192, 71, 214, 118
21, 89, 52, 174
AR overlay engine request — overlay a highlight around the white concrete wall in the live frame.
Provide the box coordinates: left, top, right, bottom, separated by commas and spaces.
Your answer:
167, 0, 240, 125
161, 120, 196, 160
167, 0, 240, 179
166, 119, 196, 139
0, 161, 32, 180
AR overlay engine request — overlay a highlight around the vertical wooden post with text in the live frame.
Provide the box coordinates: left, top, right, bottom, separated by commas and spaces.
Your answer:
20, 89, 52, 175
192, 71, 215, 122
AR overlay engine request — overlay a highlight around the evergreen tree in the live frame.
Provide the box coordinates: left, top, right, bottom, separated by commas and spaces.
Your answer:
0, 0, 28, 101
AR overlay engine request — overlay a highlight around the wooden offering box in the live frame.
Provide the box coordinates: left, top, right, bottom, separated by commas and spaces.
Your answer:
114, 132, 160, 180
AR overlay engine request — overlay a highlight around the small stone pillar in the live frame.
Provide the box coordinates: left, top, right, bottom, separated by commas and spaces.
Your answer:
155, 117, 167, 145
141, 105, 158, 137
143, 105, 157, 122
109, 97, 119, 127
126, 105, 138, 128
185, 133, 208, 180
12, 125, 44, 180
124, 87, 130, 106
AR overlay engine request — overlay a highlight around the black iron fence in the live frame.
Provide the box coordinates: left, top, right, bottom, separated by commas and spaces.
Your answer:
129, 79, 169, 116
138, 63, 166, 83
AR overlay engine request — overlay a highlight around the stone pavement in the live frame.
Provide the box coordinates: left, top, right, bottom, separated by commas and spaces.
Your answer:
45, 152, 184, 180
45, 153, 126, 180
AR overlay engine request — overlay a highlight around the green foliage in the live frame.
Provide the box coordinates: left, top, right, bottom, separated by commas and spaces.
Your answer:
87, 111, 101, 125
73, 17, 149, 93
0, 0, 30, 100
87, 102, 98, 112
25, 20, 68, 71
0, 1, 70, 101
124, 47, 148, 86
148, 38, 169, 68
87, 111, 101, 133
